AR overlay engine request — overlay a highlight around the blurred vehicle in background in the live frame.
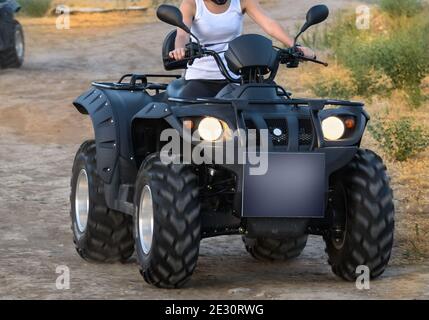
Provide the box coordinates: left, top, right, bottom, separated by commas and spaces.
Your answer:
0, 0, 24, 68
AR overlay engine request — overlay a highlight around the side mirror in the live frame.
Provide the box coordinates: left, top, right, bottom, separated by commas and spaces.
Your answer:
156, 4, 190, 34
294, 5, 329, 45
301, 5, 329, 33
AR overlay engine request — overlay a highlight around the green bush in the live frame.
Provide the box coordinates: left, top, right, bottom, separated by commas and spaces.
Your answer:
311, 79, 355, 99
322, 13, 385, 97
369, 118, 429, 161
371, 26, 429, 93
19, 0, 52, 17
380, 0, 423, 17
309, 65, 358, 99
324, 10, 429, 106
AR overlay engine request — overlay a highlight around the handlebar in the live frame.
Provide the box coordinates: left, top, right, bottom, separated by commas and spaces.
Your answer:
163, 48, 192, 65
279, 47, 328, 67
299, 55, 329, 67
163, 42, 203, 66
164, 42, 328, 83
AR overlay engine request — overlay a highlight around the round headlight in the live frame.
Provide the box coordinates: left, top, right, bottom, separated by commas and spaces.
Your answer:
322, 116, 345, 141
198, 117, 223, 141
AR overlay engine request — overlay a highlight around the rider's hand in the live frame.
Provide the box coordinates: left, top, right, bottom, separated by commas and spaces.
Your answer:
169, 48, 186, 61
297, 46, 316, 59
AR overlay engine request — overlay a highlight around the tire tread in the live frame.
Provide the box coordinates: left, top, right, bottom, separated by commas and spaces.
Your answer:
324, 149, 395, 280
135, 155, 201, 288
243, 235, 308, 261
70, 140, 134, 263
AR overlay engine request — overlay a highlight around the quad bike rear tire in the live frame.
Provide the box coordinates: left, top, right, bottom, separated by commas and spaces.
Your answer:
243, 235, 308, 261
324, 149, 395, 281
134, 154, 201, 288
70, 140, 134, 262
0, 21, 24, 69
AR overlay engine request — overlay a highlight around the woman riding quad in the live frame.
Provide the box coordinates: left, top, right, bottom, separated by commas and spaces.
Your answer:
70, 2, 395, 289
168, 0, 315, 97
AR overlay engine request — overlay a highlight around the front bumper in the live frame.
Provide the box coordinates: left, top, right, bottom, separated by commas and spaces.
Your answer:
160, 97, 365, 220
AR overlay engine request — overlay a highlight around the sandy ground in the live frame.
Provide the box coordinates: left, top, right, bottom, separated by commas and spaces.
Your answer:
0, 0, 428, 299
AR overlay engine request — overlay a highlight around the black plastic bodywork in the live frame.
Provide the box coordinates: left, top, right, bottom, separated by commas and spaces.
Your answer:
74, 81, 159, 214
225, 34, 278, 76
72, 4, 370, 240
73, 75, 368, 238
0, 0, 20, 51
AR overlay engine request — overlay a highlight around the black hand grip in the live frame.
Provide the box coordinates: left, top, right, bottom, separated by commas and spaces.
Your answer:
163, 47, 191, 64
280, 47, 328, 67
291, 47, 328, 66
299, 55, 329, 67
163, 56, 178, 65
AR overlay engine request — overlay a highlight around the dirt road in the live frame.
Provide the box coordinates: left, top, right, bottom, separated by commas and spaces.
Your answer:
0, 0, 428, 299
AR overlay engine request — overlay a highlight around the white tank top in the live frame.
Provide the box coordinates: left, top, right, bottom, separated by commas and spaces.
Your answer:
185, 0, 243, 80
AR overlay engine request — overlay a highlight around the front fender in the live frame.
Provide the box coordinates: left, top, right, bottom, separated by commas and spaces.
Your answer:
74, 88, 118, 183
73, 87, 153, 183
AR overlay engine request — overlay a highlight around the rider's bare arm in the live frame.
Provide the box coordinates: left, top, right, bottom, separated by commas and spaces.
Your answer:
170, 0, 194, 61
243, 0, 315, 58
170, 0, 315, 61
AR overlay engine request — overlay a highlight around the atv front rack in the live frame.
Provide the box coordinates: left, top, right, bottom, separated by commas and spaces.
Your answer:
168, 83, 363, 107
169, 96, 364, 108
92, 73, 181, 94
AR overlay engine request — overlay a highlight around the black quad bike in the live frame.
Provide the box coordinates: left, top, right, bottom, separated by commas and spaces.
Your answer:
70, 4, 395, 288
0, 0, 24, 69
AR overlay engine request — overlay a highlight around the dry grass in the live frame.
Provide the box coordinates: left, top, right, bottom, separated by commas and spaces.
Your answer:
278, 65, 429, 262
19, 7, 157, 28
51, 0, 150, 9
